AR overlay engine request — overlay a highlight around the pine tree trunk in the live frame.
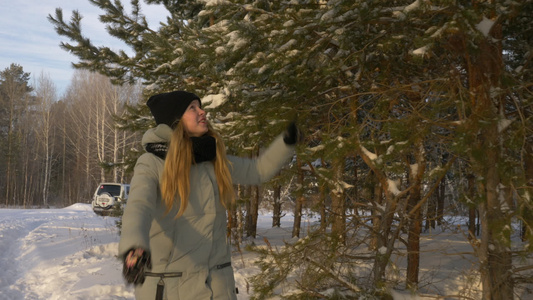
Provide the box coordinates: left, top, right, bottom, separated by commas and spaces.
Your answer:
330, 159, 346, 244
425, 192, 436, 232
406, 189, 421, 290
234, 185, 244, 244
373, 188, 396, 285
481, 126, 513, 300
272, 184, 282, 227
245, 185, 253, 237
370, 172, 381, 251
467, 174, 477, 240
465, 21, 514, 299
436, 176, 445, 227
406, 140, 425, 289
248, 185, 259, 238
292, 158, 304, 238
523, 141, 533, 242
319, 183, 327, 231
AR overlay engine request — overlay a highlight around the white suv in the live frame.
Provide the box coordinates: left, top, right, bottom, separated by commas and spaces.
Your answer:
91, 183, 130, 215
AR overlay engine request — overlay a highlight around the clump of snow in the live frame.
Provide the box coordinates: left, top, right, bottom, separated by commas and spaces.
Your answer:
386, 145, 395, 155
410, 163, 419, 175
279, 39, 297, 52
361, 146, 378, 161
226, 31, 249, 52
321, 9, 337, 22
215, 46, 226, 55
307, 144, 325, 153
498, 118, 512, 133
404, 0, 422, 14
204, 0, 231, 7
476, 16, 495, 38
412, 45, 430, 57
63, 203, 94, 211
283, 20, 295, 27
203, 94, 228, 109
258, 65, 269, 74
388, 178, 401, 196
393, 0, 422, 19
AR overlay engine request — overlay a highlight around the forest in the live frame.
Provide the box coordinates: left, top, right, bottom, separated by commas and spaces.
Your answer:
1, 0, 532, 299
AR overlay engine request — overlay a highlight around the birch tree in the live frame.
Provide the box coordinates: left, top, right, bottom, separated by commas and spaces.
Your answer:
34, 72, 57, 207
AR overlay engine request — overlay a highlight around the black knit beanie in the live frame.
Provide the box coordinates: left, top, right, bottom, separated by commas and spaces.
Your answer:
146, 91, 201, 128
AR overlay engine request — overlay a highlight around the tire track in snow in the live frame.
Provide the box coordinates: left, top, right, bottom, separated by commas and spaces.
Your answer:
0, 211, 49, 299
0, 205, 132, 300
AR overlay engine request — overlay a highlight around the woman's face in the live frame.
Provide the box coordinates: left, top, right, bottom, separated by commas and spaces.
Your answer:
181, 100, 208, 137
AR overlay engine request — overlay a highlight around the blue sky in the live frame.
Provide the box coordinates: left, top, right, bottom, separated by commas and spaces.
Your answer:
0, 0, 168, 96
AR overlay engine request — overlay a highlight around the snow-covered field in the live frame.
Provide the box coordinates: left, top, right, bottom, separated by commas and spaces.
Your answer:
0, 204, 531, 299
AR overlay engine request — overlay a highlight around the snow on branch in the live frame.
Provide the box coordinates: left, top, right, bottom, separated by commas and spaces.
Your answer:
204, 0, 231, 7
411, 45, 430, 57
476, 16, 496, 38
497, 118, 512, 133
361, 146, 378, 161
387, 179, 401, 196
203, 94, 228, 109
392, 0, 423, 20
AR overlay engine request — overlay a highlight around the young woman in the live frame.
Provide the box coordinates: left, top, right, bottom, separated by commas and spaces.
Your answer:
119, 91, 298, 300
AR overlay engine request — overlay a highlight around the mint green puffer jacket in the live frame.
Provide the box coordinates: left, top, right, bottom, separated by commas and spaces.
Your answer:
119, 124, 294, 300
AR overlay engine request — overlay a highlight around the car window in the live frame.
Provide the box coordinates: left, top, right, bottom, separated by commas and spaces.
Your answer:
97, 185, 121, 197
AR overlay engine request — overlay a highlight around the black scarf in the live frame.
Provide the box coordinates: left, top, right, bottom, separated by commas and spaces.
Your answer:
145, 135, 216, 163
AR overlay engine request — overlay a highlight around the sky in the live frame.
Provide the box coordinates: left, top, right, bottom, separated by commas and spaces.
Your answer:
0, 0, 168, 96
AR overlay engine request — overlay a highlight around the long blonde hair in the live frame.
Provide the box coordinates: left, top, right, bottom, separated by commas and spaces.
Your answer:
160, 121, 234, 218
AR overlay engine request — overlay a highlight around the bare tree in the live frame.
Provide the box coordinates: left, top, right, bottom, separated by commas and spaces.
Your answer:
34, 72, 57, 207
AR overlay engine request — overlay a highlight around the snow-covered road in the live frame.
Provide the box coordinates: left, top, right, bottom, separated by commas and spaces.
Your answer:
0, 204, 269, 300
0, 204, 133, 300
3, 204, 528, 299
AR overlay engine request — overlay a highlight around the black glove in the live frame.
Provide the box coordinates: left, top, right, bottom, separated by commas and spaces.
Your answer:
123, 248, 151, 285
283, 121, 300, 145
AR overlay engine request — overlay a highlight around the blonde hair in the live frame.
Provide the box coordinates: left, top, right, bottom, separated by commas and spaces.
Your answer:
160, 121, 234, 218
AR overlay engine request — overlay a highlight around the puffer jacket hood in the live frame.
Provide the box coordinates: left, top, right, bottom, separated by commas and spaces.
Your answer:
142, 124, 172, 147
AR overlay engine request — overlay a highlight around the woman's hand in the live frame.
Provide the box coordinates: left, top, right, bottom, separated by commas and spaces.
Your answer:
123, 248, 151, 285
283, 121, 301, 145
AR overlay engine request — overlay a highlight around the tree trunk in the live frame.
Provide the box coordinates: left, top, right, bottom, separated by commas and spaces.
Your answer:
467, 174, 477, 240
372, 187, 396, 286
523, 139, 533, 243
406, 188, 422, 290
5, 93, 14, 206
436, 175, 445, 227
370, 171, 381, 251
247, 185, 260, 238
406, 140, 426, 290
319, 182, 327, 231
292, 158, 304, 238
245, 148, 260, 238
245, 184, 253, 236
272, 184, 282, 227
464, 21, 513, 299
330, 159, 346, 244
425, 190, 436, 232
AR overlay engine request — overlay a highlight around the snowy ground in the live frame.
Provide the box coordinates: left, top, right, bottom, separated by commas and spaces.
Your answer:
0, 204, 531, 300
